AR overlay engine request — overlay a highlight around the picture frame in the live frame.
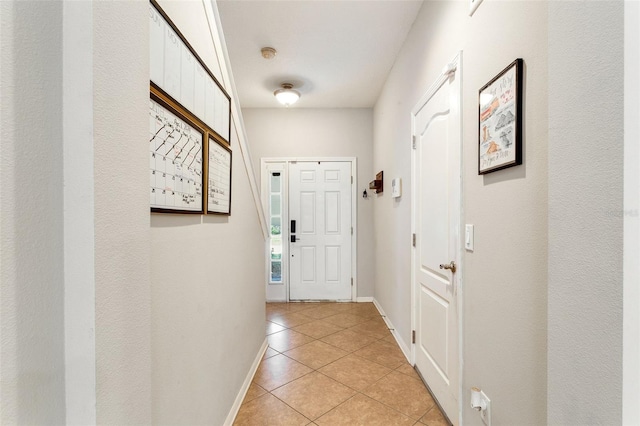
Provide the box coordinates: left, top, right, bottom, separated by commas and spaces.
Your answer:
150, 0, 231, 145
207, 135, 232, 215
150, 92, 205, 214
478, 58, 523, 174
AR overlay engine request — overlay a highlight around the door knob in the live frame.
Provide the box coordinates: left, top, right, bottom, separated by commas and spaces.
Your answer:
439, 261, 456, 273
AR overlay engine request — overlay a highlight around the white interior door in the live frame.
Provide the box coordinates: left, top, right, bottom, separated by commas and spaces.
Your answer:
412, 56, 461, 423
289, 161, 352, 301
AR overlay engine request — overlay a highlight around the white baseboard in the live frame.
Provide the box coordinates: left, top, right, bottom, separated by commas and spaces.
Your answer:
372, 298, 412, 364
356, 296, 374, 302
223, 338, 268, 426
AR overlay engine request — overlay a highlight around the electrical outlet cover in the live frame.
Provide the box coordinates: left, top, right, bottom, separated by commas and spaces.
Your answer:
480, 390, 491, 426
469, 0, 484, 16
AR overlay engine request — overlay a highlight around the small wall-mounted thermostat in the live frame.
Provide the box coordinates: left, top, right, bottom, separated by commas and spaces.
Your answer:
391, 178, 402, 198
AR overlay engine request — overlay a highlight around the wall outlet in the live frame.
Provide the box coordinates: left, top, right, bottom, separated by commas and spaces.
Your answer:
479, 390, 491, 426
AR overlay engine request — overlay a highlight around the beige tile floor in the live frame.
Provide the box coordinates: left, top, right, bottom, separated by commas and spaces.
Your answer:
234, 302, 450, 426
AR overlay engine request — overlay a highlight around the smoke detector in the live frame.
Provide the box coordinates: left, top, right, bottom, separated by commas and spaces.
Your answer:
261, 47, 277, 60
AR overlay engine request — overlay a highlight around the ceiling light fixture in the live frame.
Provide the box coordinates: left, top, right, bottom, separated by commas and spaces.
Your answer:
274, 83, 300, 107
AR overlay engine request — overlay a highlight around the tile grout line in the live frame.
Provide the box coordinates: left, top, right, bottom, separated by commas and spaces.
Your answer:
262, 312, 405, 421
242, 303, 442, 426
267, 332, 410, 406
266, 391, 313, 424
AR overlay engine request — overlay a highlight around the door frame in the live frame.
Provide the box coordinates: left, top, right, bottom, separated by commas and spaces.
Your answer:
410, 51, 464, 424
261, 157, 358, 302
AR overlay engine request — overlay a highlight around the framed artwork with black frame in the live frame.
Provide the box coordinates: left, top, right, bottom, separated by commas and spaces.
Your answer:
478, 58, 523, 174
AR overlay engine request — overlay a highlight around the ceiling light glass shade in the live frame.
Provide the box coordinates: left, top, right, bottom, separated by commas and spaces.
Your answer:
274, 84, 300, 106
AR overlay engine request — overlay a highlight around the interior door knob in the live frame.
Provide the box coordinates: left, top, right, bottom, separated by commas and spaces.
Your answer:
439, 261, 456, 273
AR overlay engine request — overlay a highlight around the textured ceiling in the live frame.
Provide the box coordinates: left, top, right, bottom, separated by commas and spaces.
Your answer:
217, 0, 423, 108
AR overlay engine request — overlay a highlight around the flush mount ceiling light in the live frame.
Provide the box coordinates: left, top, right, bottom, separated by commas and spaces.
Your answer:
274, 83, 300, 107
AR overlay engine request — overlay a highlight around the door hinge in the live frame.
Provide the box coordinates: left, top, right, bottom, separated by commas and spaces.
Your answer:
351, 176, 353, 184
351, 278, 354, 287
351, 226, 353, 235
412, 330, 416, 344
412, 233, 416, 247
412, 135, 416, 149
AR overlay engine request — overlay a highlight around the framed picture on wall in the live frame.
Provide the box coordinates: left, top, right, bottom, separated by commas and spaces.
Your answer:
207, 135, 232, 215
149, 92, 205, 214
478, 58, 523, 174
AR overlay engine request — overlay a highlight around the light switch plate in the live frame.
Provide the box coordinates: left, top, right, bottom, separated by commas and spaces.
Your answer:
465, 224, 474, 251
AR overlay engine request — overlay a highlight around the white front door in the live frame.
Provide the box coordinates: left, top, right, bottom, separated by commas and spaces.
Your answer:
289, 161, 352, 301
412, 55, 461, 423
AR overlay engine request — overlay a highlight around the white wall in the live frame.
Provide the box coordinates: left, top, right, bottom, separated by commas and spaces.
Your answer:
1, 1, 66, 423
63, 1, 96, 423
624, 2, 640, 423
373, 1, 548, 424
547, 2, 624, 424
93, 2, 153, 423
242, 108, 375, 298
1, 0, 266, 424
150, 2, 266, 424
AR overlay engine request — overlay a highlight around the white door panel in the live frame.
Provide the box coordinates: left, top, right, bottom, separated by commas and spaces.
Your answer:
412, 55, 461, 423
290, 161, 352, 300
301, 247, 316, 283
300, 192, 315, 233
325, 246, 340, 282
325, 192, 341, 233
419, 286, 449, 382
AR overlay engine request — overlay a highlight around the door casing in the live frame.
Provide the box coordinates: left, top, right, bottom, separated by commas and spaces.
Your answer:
261, 157, 358, 302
